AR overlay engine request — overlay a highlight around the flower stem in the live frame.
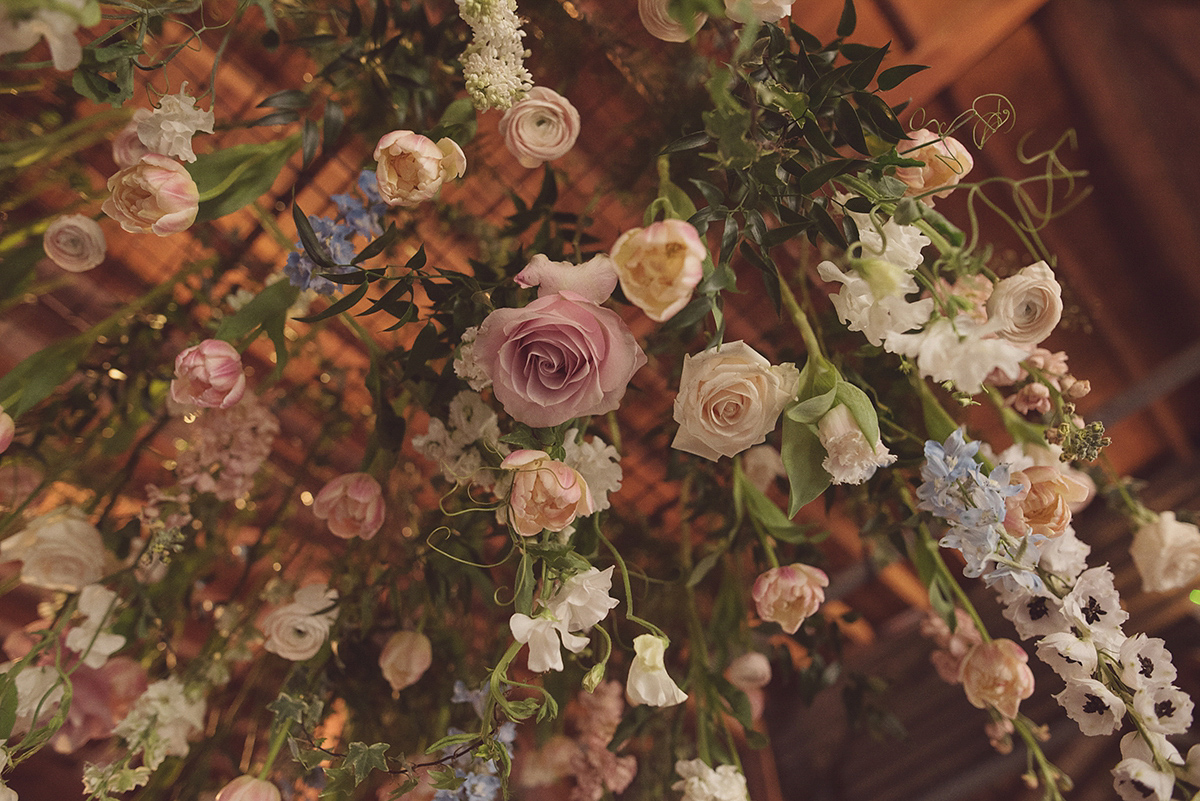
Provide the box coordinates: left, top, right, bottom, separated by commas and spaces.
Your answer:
777, 277, 823, 360
258, 718, 291, 780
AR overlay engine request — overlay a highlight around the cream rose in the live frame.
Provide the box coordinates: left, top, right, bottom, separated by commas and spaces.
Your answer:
43, 214, 106, 272
101, 153, 199, 236
894, 128, 974, 203
638, 0, 707, 42
373, 130, 466, 207
1130, 511, 1200, 593
985, 261, 1063, 346
378, 631, 433, 693
0, 506, 106, 592
672, 341, 799, 461
610, 219, 707, 322
499, 87, 580, 169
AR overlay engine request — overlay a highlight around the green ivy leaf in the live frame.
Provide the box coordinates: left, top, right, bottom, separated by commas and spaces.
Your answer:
345, 742, 390, 785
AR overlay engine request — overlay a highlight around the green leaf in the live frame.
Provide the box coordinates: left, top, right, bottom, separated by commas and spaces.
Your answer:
190, 136, 300, 222
795, 158, 860, 196
836, 0, 857, 37
215, 280, 301, 375
855, 92, 908, 142
514, 550, 534, 616
258, 89, 309, 110
833, 98, 870, 156
782, 414, 831, 516
294, 282, 369, 324
810, 200, 848, 250
345, 742, 390, 785
292, 203, 339, 270
301, 119, 319, 168
352, 224, 402, 265
660, 130, 711, 155
249, 109, 300, 127
0, 339, 89, 419
834, 380, 880, 446
847, 42, 890, 91
0, 675, 18, 740
877, 63, 930, 92
323, 102, 345, 150
687, 548, 724, 588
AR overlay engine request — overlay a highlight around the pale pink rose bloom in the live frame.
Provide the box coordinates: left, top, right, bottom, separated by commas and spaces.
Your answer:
638, 0, 707, 41
112, 109, 152, 168
170, 339, 247, 410
313, 473, 385, 540
1130, 511, 1200, 593
985, 261, 1063, 346
625, 634, 687, 707
373, 130, 465, 206
0, 408, 12, 454
724, 0, 792, 23
379, 630, 432, 692
959, 638, 1034, 719
43, 213, 105, 272
502, 450, 595, 537
499, 87, 581, 169
216, 776, 282, 801
752, 564, 828, 634
895, 128, 974, 203
514, 253, 618, 304
137, 83, 214, 163
1002, 466, 1091, 540
672, 341, 800, 461
474, 291, 647, 428
101, 153, 199, 235
610, 220, 706, 323
0, 506, 105, 592
816, 404, 896, 485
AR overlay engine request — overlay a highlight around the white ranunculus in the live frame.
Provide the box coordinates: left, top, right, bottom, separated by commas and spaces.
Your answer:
547, 566, 619, 632
137, 84, 214, 163
625, 634, 687, 707
816, 404, 896, 485
0, 506, 106, 592
984, 261, 1063, 346
260, 584, 339, 661
1130, 511, 1200, 593
43, 214, 106, 272
672, 341, 799, 462
638, 0, 707, 41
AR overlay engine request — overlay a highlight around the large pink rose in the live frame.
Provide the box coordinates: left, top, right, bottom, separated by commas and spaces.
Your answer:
474, 291, 647, 428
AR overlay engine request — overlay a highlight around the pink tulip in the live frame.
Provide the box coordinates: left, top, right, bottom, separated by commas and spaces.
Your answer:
101, 153, 199, 236
170, 339, 246, 410
216, 776, 281, 801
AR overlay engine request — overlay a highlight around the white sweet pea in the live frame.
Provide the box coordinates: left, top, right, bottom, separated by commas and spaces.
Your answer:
137, 84, 214, 163
625, 634, 687, 707
884, 315, 1025, 395
64, 584, 126, 668
817, 259, 933, 347
509, 612, 588, 673
514, 253, 618, 304
547, 566, 619, 632
563, 430, 623, 513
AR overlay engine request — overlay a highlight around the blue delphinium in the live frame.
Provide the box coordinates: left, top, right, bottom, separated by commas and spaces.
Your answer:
284, 170, 388, 295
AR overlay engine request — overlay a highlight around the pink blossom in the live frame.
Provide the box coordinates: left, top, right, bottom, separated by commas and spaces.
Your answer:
0, 407, 12, 454
894, 128, 974, 204
374, 130, 465, 206
499, 87, 580, 169
170, 339, 247, 410
752, 563, 828, 634
216, 776, 282, 801
514, 253, 618, 304
502, 450, 594, 537
474, 292, 646, 428
959, 638, 1035, 719
175, 394, 278, 501
313, 473, 385, 540
101, 153, 199, 236
1003, 466, 1091, 539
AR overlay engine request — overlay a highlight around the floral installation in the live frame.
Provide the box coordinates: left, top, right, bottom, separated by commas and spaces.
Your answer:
0, 1, 1196, 801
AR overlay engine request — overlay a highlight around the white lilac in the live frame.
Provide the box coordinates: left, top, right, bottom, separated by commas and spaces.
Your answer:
455, 0, 533, 111
112, 676, 206, 772
412, 391, 506, 492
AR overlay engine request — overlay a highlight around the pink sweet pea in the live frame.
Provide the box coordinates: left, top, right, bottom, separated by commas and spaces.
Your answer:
170, 339, 246, 410
752, 563, 829, 634
313, 473, 385, 540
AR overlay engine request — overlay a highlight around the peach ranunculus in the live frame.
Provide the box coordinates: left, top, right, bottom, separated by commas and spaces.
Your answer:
894, 128, 973, 204
373, 130, 465, 207
169, 339, 247, 410
638, 0, 707, 41
313, 473, 386, 540
101, 153, 199, 235
499, 87, 580, 169
501, 450, 595, 537
1003, 466, 1091, 540
959, 638, 1035, 719
985, 261, 1063, 347
473, 291, 646, 428
378, 630, 433, 692
751, 563, 829, 634
672, 341, 800, 461
43, 214, 106, 272
610, 219, 706, 323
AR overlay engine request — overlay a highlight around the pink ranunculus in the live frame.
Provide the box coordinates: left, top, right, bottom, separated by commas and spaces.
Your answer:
216, 776, 282, 801
610, 219, 707, 323
112, 109, 152, 168
43, 213, 106, 272
514, 253, 618, 304
502, 450, 594, 537
959, 638, 1035, 719
0, 407, 12, 454
313, 473, 385, 540
894, 128, 974, 204
499, 87, 581, 169
170, 339, 247, 410
373, 130, 465, 207
474, 291, 647, 429
638, 0, 707, 41
101, 153, 199, 235
985, 261, 1063, 347
752, 563, 828, 634
378, 630, 432, 692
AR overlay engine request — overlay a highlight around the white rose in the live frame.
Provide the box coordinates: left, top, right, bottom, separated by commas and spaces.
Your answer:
378, 631, 433, 693
0, 506, 106, 592
499, 87, 580, 169
672, 341, 799, 461
638, 0, 707, 41
985, 261, 1063, 346
260, 584, 338, 661
137, 83, 214, 163
373, 130, 465, 207
43, 213, 106, 272
1130, 511, 1200, 593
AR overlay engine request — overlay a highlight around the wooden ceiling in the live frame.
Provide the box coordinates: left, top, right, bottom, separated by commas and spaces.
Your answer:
2, 0, 1200, 799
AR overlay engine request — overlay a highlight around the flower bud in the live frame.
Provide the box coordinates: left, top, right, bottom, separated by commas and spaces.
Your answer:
959, 638, 1034, 719
379, 631, 433, 692
894, 129, 973, 204
170, 339, 247, 410
0, 408, 13, 454
501, 450, 594, 537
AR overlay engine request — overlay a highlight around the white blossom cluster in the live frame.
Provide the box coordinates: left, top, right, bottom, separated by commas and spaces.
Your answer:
413, 391, 508, 492
562, 428, 622, 512
455, 0, 533, 111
